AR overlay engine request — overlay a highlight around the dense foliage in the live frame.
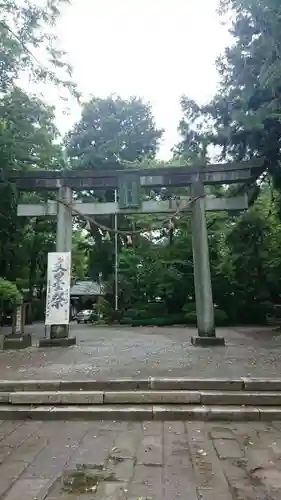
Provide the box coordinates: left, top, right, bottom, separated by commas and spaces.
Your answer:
1, 0, 281, 326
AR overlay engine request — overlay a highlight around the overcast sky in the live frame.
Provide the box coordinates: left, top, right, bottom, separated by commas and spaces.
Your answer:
43, 0, 232, 158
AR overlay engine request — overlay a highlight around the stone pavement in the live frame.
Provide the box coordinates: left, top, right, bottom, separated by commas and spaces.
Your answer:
1, 419, 281, 499
0, 323, 281, 380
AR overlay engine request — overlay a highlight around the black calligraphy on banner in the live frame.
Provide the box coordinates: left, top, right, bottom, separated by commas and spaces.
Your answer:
50, 256, 69, 310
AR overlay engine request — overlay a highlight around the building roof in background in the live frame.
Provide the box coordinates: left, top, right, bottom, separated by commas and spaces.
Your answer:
70, 280, 105, 297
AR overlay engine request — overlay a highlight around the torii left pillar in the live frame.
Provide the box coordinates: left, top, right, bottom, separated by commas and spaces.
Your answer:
40, 185, 76, 347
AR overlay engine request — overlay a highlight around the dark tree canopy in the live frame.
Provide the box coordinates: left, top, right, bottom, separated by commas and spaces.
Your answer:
66, 95, 163, 169
175, 0, 281, 190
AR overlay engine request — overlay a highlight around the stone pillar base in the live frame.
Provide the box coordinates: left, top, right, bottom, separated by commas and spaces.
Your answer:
39, 337, 76, 348
50, 325, 69, 339
0, 334, 32, 350
191, 336, 225, 347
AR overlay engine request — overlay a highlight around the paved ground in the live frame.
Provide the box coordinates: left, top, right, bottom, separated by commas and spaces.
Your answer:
0, 325, 281, 498
0, 323, 281, 380
1, 419, 281, 499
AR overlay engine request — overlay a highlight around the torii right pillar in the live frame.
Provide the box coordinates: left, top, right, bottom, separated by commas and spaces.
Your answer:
190, 181, 225, 346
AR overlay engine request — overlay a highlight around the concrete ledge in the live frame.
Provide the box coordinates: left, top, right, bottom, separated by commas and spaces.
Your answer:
0, 405, 277, 421
104, 390, 201, 405
150, 378, 243, 391
7, 389, 281, 406
191, 336, 225, 347
0, 393, 10, 403
39, 337, 76, 348
206, 406, 260, 421
59, 378, 150, 391
153, 405, 260, 421
9, 391, 104, 405
242, 378, 281, 391
2, 334, 32, 350
200, 391, 281, 406
49, 406, 154, 421
153, 405, 209, 421
258, 407, 281, 420
3, 378, 281, 393
0, 381, 61, 392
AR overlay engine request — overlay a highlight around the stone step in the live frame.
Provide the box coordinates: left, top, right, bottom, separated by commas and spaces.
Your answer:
0, 404, 279, 421
1, 377, 281, 392
5, 390, 281, 406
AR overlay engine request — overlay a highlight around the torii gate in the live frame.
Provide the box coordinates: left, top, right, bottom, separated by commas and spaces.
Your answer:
5, 159, 263, 347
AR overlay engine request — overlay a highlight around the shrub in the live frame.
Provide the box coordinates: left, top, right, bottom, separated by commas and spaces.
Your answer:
96, 297, 115, 322
183, 304, 228, 326
125, 308, 148, 320
215, 309, 228, 325
0, 278, 22, 309
120, 314, 187, 326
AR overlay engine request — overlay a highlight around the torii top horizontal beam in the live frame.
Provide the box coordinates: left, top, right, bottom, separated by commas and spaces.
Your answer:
1, 159, 264, 191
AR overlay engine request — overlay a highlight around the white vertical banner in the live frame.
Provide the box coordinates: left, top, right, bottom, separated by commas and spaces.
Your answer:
45, 252, 71, 326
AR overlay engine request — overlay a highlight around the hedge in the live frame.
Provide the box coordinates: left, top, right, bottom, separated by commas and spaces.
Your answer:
120, 309, 228, 327
120, 314, 187, 326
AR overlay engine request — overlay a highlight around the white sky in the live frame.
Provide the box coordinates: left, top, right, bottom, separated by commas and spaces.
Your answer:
46, 0, 232, 158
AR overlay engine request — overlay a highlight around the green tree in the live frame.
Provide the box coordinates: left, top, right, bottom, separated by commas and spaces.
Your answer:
0, 0, 77, 297
0, 90, 61, 283
0, 0, 77, 96
0, 278, 22, 322
66, 95, 163, 282
0, 87, 61, 171
66, 95, 163, 170
176, 0, 281, 193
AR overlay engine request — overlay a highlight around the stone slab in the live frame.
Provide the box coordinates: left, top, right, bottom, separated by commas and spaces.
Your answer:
9, 391, 104, 405
0, 405, 54, 420
110, 431, 140, 460
0, 381, 61, 392
186, 423, 233, 496
137, 435, 163, 466
197, 488, 233, 500
150, 378, 243, 391
0, 392, 10, 403
104, 390, 201, 404
259, 408, 281, 421
38, 337, 76, 348
59, 378, 150, 391
3, 478, 51, 500
152, 405, 260, 421
0, 382, 27, 392
127, 463, 163, 498
22, 381, 61, 392
191, 335, 225, 347
213, 438, 244, 459
206, 406, 260, 421
0, 404, 273, 421
200, 391, 281, 406
48, 406, 154, 421
243, 378, 281, 391
153, 405, 209, 420
0, 378, 246, 392
95, 481, 128, 498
